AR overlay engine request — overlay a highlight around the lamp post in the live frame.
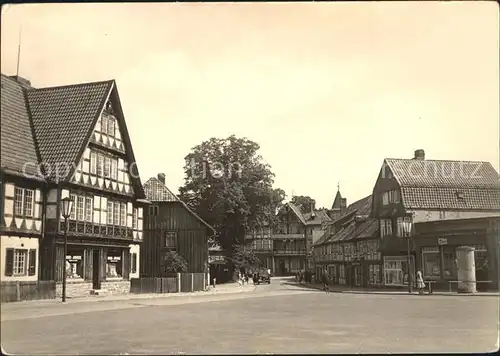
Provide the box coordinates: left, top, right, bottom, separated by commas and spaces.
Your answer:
60, 197, 73, 303
401, 218, 413, 294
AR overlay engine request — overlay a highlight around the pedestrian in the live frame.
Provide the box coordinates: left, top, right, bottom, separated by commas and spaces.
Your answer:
322, 269, 330, 293
416, 269, 426, 295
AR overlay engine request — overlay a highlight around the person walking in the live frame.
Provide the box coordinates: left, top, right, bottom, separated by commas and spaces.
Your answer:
322, 268, 330, 293
416, 269, 426, 295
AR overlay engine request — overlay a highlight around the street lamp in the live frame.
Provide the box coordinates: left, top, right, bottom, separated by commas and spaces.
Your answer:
60, 197, 73, 303
401, 217, 413, 294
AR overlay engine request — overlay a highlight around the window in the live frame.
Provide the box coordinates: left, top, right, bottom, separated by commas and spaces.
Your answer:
85, 197, 93, 222
422, 247, 441, 279
5, 248, 36, 276
14, 187, 35, 217
380, 219, 393, 237
66, 251, 84, 279
13, 249, 27, 275
149, 205, 159, 216
90, 151, 97, 174
111, 159, 118, 180
24, 189, 34, 217
113, 202, 119, 225
69, 194, 76, 220
165, 231, 177, 248
97, 154, 104, 176
130, 253, 137, 274
389, 190, 400, 203
382, 192, 389, 205
384, 256, 413, 286
76, 196, 84, 221
132, 208, 138, 229
101, 115, 108, 134
107, 117, 115, 137
104, 156, 111, 178
369, 264, 381, 285
470, 244, 487, 268
107, 201, 113, 225
396, 216, 412, 237
120, 202, 127, 226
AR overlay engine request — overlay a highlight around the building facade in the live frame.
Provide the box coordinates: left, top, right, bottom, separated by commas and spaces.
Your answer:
1, 74, 147, 298
142, 174, 215, 276
371, 149, 500, 288
314, 195, 382, 287
244, 202, 331, 276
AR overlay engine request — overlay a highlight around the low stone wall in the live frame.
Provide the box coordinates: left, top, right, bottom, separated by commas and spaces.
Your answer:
55, 279, 131, 298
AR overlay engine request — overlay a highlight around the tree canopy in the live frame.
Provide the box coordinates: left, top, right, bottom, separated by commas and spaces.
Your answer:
291, 195, 316, 213
179, 135, 286, 252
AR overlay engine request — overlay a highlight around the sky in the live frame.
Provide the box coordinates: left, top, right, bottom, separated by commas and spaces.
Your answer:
1, 2, 499, 209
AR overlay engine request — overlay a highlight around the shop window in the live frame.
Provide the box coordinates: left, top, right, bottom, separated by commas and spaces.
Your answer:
66, 252, 84, 279
383, 257, 412, 286
107, 250, 123, 278
422, 247, 441, 279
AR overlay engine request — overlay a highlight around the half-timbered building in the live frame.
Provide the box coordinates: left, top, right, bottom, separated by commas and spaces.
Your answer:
1, 74, 148, 298
142, 174, 216, 276
314, 195, 381, 287
244, 202, 331, 276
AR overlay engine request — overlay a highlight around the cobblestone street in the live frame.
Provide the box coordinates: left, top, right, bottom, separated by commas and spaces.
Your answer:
1, 282, 498, 354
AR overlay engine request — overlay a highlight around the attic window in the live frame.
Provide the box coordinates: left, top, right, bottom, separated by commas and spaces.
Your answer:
455, 191, 464, 200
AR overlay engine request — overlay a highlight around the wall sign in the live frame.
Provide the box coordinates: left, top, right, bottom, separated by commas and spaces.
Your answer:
66, 255, 82, 262
107, 256, 121, 262
438, 237, 448, 245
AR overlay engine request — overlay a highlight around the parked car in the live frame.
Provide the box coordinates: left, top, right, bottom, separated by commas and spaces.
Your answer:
258, 269, 271, 284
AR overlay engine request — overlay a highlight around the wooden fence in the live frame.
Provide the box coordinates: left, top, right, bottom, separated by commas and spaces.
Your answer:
1, 281, 56, 303
130, 273, 207, 294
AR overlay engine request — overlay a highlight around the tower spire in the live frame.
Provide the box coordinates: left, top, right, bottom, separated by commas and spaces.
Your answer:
16, 24, 22, 77
337, 182, 340, 191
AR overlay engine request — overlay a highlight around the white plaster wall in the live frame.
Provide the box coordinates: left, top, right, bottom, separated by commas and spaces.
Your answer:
0, 236, 39, 282
129, 244, 140, 279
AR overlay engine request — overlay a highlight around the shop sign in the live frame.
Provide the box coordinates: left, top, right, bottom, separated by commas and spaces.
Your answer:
66, 255, 82, 262
107, 256, 121, 262
438, 237, 448, 245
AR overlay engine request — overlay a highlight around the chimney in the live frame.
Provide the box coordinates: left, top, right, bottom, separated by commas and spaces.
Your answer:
414, 149, 425, 160
157, 173, 166, 185
10, 75, 32, 89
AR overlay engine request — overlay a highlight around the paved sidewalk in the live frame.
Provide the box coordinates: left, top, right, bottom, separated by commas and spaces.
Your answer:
2, 283, 256, 312
290, 282, 499, 297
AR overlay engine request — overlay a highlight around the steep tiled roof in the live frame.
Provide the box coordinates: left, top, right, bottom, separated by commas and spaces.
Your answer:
385, 158, 500, 210
314, 195, 377, 246
385, 159, 499, 189
26, 80, 113, 181
143, 177, 216, 234
0, 75, 44, 180
303, 209, 332, 225
401, 186, 500, 210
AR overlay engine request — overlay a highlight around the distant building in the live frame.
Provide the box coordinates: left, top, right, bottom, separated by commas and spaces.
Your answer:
313, 195, 381, 287
244, 202, 331, 275
142, 174, 216, 276
371, 149, 500, 288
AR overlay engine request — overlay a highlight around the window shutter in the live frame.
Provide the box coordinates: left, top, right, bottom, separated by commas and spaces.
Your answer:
5, 248, 14, 276
29, 249, 37, 276
130, 253, 137, 274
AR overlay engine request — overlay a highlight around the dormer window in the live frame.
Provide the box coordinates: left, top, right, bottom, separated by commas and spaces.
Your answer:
455, 191, 464, 200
